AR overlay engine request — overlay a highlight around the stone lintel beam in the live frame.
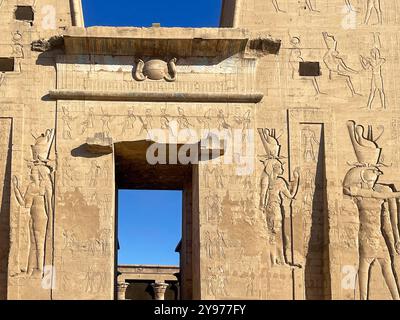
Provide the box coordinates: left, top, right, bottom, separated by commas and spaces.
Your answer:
49, 89, 264, 103
63, 27, 250, 57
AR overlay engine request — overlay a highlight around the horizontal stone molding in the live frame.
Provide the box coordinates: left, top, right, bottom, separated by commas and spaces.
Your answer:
49, 89, 263, 103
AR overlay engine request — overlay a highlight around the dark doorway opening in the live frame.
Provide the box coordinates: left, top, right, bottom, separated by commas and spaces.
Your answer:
114, 141, 196, 300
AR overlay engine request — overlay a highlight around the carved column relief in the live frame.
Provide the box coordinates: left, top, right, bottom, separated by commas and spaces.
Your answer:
53, 102, 115, 300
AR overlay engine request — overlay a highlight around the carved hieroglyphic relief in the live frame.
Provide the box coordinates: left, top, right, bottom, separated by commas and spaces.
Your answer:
289, 36, 323, 95
360, 48, 386, 109
344, 120, 400, 300
11, 31, 24, 59
61, 107, 77, 140
364, 0, 383, 25
258, 128, 300, 267
272, 0, 285, 13
11, 129, 55, 278
322, 32, 360, 97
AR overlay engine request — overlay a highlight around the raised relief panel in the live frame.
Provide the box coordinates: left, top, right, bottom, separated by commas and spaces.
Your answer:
287, 109, 339, 300
54, 55, 260, 103
343, 120, 400, 300
134, 58, 177, 82
10, 129, 55, 280
258, 128, 300, 267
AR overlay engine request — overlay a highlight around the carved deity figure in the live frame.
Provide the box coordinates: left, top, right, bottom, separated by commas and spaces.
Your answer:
160, 107, 175, 137
364, 0, 382, 25
343, 167, 400, 300
301, 126, 320, 162
289, 37, 323, 95
344, 120, 400, 300
217, 110, 232, 138
234, 109, 252, 149
258, 128, 300, 266
31, 129, 55, 162
360, 48, 386, 109
347, 121, 384, 166
177, 107, 193, 140
61, 107, 77, 140
80, 107, 95, 135
100, 108, 114, 138
120, 107, 136, 135
12, 165, 53, 277
138, 109, 153, 136
322, 32, 360, 96
88, 160, 102, 187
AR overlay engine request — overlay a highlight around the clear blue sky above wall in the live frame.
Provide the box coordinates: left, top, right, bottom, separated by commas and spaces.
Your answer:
81, 0, 223, 266
82, 0, 222, 27
118, 190, 183, 265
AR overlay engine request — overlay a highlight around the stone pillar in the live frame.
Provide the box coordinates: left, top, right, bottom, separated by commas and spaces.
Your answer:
117, 282, 129, 300
151, 282, 169, 300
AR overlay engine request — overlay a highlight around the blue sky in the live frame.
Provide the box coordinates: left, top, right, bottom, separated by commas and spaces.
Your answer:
118, 190, 182, 265
81, 0, 222, 266
82, 0, 222, 27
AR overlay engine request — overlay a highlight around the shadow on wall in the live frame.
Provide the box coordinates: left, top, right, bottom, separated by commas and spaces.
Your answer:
304, 127, 330, 300
0, 125, 12, 300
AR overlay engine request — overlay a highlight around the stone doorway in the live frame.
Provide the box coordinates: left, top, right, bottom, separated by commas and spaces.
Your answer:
113, 141, 198, 300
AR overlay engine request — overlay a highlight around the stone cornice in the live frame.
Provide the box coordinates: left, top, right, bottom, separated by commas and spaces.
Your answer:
62, 26, 250, 57
49, 89, 263, 103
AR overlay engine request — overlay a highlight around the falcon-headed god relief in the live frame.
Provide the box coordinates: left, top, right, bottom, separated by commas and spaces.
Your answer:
258, 128, 300, 267
344, 121, 400, 300
322, 32, 360, 97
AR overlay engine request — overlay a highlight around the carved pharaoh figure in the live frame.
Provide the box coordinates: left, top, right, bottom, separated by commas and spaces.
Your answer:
360, 48, 386, 109
120, 107, 137, 136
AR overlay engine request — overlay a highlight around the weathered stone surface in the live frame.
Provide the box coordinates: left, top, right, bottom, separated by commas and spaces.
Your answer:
1, 0, 400, 300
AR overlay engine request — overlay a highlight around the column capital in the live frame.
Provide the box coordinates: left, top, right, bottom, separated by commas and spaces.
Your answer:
151, 282, 170, 300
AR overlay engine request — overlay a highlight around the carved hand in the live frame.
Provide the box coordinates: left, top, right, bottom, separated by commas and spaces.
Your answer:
12, 175, 18, 188
293, 167, 300, 180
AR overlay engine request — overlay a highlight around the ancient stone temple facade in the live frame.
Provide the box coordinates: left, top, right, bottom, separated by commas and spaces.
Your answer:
0, 0, 400, 300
